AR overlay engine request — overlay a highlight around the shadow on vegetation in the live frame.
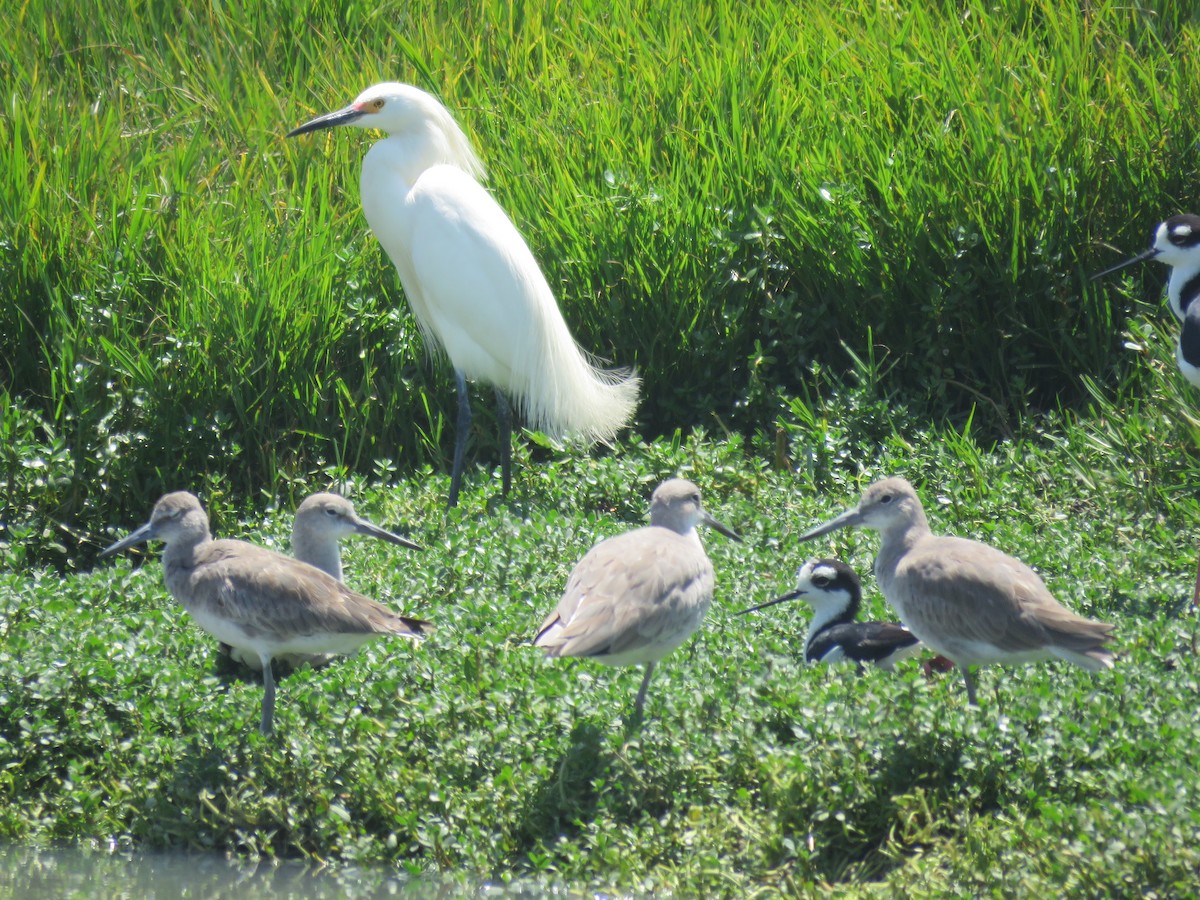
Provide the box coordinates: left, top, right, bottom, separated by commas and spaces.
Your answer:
209, 646, 325, 687
514, 721, 608, 853
769, 711, 1005, 883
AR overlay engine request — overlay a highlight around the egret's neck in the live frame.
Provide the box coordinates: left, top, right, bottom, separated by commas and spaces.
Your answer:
362, 134, 436, 192
362, 119, 484, 190
292, 531, 344, 581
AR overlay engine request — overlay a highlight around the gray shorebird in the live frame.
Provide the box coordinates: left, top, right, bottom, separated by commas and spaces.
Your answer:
799, 478, 1115, 704
100, 491, 434, 734
291, 492, 423, 581
739, 558, 923, 671
222, 492, 425, 672
534, 478, 741, 718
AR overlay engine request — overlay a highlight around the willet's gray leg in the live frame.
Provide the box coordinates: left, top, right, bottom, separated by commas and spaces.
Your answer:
960, 665, 978, 706
260, 655, 276, 735
633, 661, 657, 718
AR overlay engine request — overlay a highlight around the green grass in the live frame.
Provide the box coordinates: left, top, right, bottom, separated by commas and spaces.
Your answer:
2, 428, 1200, 895
3, 0, 1200, 565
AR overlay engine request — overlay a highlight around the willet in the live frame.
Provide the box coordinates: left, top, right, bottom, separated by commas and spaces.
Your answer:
99, 492, 434, 734
533, 478, 741, 718
287, 83, 639, 507
799, 477, 1115, 704
221, 492, 425, 673
739, 558, 923, 671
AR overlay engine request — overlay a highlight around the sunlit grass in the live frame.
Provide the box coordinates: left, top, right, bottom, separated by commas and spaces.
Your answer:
3, 1, 1200, 565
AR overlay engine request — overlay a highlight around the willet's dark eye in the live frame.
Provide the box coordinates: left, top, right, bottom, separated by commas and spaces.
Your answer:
879, 493, 894, 504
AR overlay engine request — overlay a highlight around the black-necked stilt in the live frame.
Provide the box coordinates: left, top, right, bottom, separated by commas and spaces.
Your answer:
799, 478, 1115, 706
1093, 213, 1200, 388
534, 479, 741, 720
99, 492, 434, 735
1094, 214, 1200, 608
738, 558, 924, 671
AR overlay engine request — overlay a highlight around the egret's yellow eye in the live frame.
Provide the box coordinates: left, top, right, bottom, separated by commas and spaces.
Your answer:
368, 98, 385, 112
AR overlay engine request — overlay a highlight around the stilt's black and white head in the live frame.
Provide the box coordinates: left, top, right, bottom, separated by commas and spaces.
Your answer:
1093, 214, 1200, 275
1146, 215, 1200, 273
739, 558, 921, 671
1093, 214, 1200, 389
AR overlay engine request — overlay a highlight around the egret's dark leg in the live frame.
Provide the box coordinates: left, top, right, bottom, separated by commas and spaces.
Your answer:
260, 655, 276, 735
494, 387, 512, 497
448, 370, 471, 508
960, 664, 979, 706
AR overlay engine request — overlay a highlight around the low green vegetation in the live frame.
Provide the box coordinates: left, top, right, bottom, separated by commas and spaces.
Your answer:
3, 0, 1200, 894
3, 422, 1200, 895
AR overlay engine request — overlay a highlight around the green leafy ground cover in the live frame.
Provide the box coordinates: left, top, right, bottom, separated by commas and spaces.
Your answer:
2, 426, 1200, 895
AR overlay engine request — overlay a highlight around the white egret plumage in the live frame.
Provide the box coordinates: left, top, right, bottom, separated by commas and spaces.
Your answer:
287, 83, 640, 507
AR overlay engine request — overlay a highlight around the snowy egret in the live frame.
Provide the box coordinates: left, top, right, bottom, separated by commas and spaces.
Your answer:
287, 83, 640, 507
738, 558, 924, 671
799, 478, 1115, 705
99, 492, 434, 734
534, 478, 741, 719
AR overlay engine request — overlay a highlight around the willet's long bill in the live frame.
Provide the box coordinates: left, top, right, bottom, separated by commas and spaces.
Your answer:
99, 492, 434, 734
739, 558, 923, 671
287, 83, 639, 507
799, 477, 1115, 705
221, 492, 425, 673
534, 478, 741, 719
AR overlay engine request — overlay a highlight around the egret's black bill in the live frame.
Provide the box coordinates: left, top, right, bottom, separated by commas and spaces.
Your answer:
287, 105, 365, 138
